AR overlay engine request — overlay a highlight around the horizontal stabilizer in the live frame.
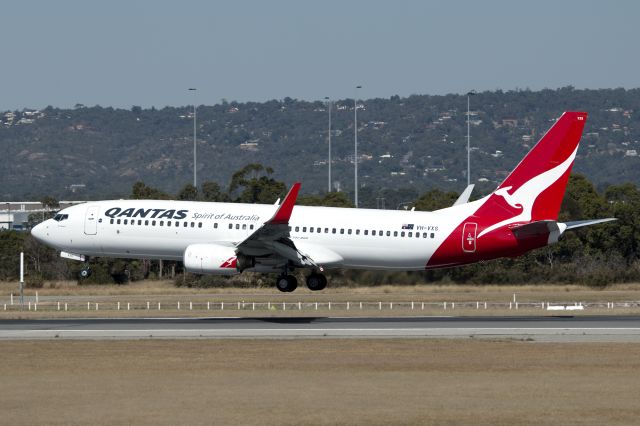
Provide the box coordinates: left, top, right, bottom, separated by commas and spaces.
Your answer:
510, 220, 562, 239
563, 218, 617, 230
453, 184, 475, 206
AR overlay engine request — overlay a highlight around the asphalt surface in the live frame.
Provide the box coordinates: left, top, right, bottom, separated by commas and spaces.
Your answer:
2, 315, 640, 341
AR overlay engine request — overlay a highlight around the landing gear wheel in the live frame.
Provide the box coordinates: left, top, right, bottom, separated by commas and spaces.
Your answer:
79, 267, 92, 279
306, 273, 327, 291
276, 275, 298, 292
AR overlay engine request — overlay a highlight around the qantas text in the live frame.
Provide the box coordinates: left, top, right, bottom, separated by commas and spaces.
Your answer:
104, 207, 188, 220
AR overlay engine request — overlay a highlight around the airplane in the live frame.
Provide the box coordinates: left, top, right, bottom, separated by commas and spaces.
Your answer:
31, 111, 615, 292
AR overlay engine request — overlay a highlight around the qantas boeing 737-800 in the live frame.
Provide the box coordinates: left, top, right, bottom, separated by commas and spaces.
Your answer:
31, 111, 614, 292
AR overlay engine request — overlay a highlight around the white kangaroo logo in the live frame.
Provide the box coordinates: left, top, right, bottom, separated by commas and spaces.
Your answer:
477, 146, 578, 239
493, 186, 521, 210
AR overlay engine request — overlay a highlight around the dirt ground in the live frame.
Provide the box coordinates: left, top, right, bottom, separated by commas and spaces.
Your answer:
1, 339, 640, 425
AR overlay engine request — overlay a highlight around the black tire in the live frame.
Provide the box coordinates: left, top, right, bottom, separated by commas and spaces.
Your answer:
276, 275, 297, 292
79, 268, 91, 279
306, 273, 327, 291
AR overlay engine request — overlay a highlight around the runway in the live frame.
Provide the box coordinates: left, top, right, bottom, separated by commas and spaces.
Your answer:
2, 315, 640, 341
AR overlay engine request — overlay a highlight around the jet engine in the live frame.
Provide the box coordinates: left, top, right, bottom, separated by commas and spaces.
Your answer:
183, 244, 240, 275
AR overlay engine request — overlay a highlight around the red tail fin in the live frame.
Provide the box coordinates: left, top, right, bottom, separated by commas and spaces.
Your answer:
495, 111, 587, 220
475, 112, 587, 239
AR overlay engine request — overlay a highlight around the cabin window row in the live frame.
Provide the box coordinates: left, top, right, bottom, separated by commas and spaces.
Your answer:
292, 226, 435, 239
108, 218, 256, 231
110, 218, 203, 228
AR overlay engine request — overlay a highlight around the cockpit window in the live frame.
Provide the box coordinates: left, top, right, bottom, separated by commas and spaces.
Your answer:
53, 214, 69, 222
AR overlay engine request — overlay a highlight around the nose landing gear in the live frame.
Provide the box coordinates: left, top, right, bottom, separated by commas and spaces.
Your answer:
78, 258, 92, 279
79, 266, 92, 279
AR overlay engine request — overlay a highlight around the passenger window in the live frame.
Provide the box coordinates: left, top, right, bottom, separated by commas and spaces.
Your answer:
214, 223, 218, 229
145, 220, 149, 226
416, 233, 420, 238
138, 220, 142, 225
167, 221, 171, 227
340, 229, 344, 234
364, 230, 368, 235
303, 227, 307, 232
393, 231, 398, 237
152, 220, 156, 226
110, 219, 114, 225
235, 224, 240, 230
242, 224, 246, 230
430, 233, 435, 238
309, 227, 314, 233
183, 222, 187, 227
380, 231, 384, 237
295, 226, 299, 232
325, 228, 329, 233
408, 232, 412, 237
175, 221, 179, 227
386, 231, 391, 236
160, 221, 164, 226
401, 231, 405, 237
117, 219, 121, 225
191, 222, 195, 228
348, 229, 352, 235
198, 223, 203, 228
332, 228, 336, 234
423, 232, 427, 238
228, 223, 233, 229
250, 225, 254, 230
356, 229, 360, 235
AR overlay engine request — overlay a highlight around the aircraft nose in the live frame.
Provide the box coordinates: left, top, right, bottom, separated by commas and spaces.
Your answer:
31, 221, 49, 244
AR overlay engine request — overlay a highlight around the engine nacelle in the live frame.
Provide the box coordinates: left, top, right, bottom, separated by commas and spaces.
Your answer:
183, 244, 240, 275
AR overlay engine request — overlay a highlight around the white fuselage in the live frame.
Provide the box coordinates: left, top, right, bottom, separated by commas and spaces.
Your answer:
31, 199, 484, 271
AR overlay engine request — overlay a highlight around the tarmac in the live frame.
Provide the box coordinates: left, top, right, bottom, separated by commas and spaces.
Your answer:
2, 315, 640, 341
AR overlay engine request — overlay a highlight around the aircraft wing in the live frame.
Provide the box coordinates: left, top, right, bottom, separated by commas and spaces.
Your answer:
234, 183, 341, 269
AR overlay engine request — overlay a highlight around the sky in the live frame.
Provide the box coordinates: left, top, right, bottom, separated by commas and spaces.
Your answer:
1, 0, 638, 110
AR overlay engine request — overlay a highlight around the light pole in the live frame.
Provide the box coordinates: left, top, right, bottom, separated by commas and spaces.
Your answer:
325, 97, 332, 193
354, 85, 362, 207
466, 90, 476, 187
188, 88, 197, 188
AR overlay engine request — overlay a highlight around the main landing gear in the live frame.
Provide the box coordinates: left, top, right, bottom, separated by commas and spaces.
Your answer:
305, 273, 327, 291
276, 274, 297, 292
275, 272, 328, 292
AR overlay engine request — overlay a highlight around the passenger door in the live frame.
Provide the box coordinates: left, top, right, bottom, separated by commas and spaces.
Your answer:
84, 206, 99, 235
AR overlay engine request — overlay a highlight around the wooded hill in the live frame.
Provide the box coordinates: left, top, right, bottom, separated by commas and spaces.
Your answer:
1, 87, 639, 207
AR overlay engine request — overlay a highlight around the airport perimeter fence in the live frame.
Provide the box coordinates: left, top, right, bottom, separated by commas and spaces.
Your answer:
3, 298, 640, 313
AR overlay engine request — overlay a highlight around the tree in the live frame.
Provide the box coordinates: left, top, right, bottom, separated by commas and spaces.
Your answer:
130, 181, 171, 200
200, 181, 230, 202
412, 189, 459, 211
40, 196, 59, 220
177, 184, 198, 201
228, 163, 286, 204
